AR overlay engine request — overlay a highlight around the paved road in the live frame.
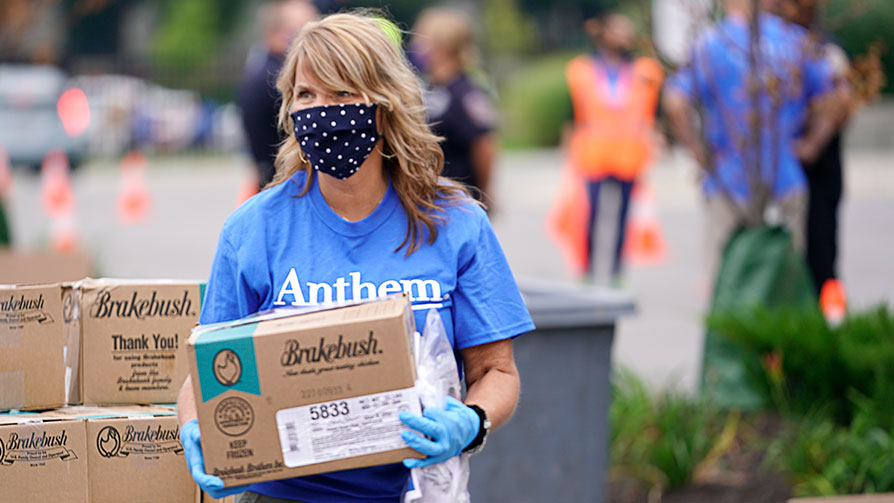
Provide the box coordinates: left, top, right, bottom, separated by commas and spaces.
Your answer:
6, 148, 893, 391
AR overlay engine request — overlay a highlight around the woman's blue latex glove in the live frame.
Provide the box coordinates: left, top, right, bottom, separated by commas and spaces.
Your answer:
399, 396, 480, 468
180, 419, 249, 498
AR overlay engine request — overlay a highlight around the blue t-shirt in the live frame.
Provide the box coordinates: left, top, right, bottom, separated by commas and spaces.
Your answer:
199, 170, 535, 502
667, 13, 833, 201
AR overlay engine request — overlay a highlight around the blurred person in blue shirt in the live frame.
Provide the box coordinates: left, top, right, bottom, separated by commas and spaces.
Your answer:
664, 0, 839, 277
239, 0, 318, 191
409, 8, 498, 205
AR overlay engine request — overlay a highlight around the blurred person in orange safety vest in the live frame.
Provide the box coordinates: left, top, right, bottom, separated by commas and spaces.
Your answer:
555, 10, 663, 284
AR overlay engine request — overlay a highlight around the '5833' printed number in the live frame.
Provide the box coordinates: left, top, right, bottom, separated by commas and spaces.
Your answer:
309, 401, 350, 420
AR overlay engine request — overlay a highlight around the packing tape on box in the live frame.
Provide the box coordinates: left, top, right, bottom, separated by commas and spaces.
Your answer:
63, 286, 80, 405
0, 370, 25, 410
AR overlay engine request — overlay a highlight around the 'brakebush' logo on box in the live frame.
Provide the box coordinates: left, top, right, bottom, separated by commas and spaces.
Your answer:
89, 290, 196, 320
0, 430, 77, 465
0, 294, 54, 325
96, 424, 182, 458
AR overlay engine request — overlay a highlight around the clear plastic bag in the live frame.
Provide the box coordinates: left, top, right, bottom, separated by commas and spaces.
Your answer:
403, 309, 471, 503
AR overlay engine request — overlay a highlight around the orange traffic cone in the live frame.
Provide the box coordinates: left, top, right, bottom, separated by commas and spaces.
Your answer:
117, 151, 151, 224
545, 164, 590, 277
41, 150, 75, 219
50, 215, 78, 254
624, 182, 666, 266
235, 169, 259, 209
820, 278, 847, 326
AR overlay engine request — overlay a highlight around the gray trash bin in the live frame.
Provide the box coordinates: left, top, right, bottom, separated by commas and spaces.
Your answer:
468, 280, 634, 503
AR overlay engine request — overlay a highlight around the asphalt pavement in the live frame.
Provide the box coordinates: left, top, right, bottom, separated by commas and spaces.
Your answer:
5, 147, 893, 391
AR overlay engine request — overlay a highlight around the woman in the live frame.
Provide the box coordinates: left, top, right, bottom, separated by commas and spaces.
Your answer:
176, 12, 534, 503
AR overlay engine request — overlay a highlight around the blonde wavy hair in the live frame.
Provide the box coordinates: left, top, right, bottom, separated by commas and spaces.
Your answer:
268, 11, 474, 255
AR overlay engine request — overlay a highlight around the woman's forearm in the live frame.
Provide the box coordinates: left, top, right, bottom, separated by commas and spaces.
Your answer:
460, 339, 520, 430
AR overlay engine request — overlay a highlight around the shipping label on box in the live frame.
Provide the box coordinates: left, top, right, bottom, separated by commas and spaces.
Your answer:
0, 413, 89, 502
189, 294, 422, 487
75, 279, 203, 404
84, 407, 195, 503
0, 283, 72, 411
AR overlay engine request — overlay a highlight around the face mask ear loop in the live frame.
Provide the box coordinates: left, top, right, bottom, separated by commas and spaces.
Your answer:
377, 141, 396, 160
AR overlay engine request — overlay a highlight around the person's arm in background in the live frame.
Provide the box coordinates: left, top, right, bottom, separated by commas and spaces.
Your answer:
663, 88, 708, 168
460, 88, 500, 206
831, 78, 855, 128
794, 40, 846, 165
793, 95, 840, 165
470, 133, 497, 199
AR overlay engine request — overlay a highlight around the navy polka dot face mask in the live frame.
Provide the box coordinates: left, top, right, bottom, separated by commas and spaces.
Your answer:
290, 103, 380, 179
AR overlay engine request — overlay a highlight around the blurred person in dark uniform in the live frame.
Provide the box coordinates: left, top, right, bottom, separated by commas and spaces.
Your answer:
409, 8, 498, 204
781, 0, 853, 294
560, 11, 663, 283
239, 0, 318, 190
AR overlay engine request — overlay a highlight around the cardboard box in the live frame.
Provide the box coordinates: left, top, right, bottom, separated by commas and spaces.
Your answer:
82, 406, 195, 503
0, 251, 91, 285
200, 492, 237, 503
789, 496, 894, 503
34, 405, 197, 502
72, 279, 203, 405
0, 412, 89, 502
189, 294, 422, 487
0, 283, 77, 411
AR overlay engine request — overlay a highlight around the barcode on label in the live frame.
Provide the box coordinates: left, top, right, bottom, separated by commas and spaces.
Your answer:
285, 421, 300, 453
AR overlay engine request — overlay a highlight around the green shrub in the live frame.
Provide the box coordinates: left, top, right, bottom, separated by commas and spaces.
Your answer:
610, 371, 738, 492
768, 402, 894, 497
708, 304, 894, 427
497, 52, 576, 148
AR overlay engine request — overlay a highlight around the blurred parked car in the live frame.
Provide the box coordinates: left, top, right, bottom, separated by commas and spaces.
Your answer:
0, 64, 89, 171
69, 73, 245, 157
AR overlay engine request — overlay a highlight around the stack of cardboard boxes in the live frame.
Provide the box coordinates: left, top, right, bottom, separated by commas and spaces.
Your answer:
0, 279, 226, 502
3, 277, 422, 502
